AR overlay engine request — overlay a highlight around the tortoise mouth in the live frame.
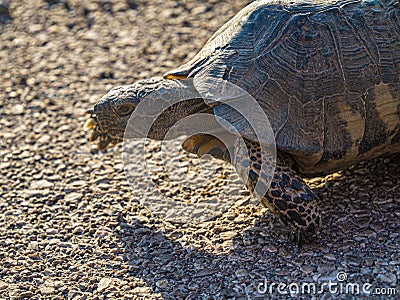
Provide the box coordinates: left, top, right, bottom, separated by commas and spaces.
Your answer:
83, 111, 121, 151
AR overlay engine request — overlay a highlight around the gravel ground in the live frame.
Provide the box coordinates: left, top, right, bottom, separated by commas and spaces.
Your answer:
1, 0, 399, 299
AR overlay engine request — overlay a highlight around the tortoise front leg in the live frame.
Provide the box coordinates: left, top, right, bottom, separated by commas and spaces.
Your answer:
234, 138, 321, 244
182, 133, 234, 163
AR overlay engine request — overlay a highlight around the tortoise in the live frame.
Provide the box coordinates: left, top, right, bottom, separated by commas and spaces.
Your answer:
84, 0, 400, 243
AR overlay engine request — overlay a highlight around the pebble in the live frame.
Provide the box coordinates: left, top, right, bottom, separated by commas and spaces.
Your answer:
73, 226, 85, 234
27, 241, 39, 251
235, 269, 248, 277
97, 278, 113, 292
360, 267, 371, 275
66, 192, 83, 201
364, 258, 375, 267
155, 279, 169, 289
45, 228, 57, 235
300, 265, 315, 275
40, 285, 55, 295
19, 291, 35, 298
376, 273, 397, 285
264, 245, 278, 253
58, 242, 73, 248
324, 253, 336, 260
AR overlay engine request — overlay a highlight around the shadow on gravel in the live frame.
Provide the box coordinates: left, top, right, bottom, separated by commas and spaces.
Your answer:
115, 154, 399, 299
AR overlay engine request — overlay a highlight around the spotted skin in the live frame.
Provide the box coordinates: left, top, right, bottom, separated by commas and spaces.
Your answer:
231, 138, 321, 244
186, 135, 321, 244
264, 156, 321, 243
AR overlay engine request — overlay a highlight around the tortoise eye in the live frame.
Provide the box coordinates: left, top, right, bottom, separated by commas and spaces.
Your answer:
116, 104, 134, 116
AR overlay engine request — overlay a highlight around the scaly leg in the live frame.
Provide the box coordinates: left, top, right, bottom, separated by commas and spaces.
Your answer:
234, 138, 321, 244
182, 134, 321, 243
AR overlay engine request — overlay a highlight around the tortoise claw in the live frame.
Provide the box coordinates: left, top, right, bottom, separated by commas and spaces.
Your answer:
89, 129, 102, 142
97, 134, 113, 150
289, 226, 311, 245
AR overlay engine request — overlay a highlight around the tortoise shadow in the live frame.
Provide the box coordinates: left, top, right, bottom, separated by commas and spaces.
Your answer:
115, 153, 399, 298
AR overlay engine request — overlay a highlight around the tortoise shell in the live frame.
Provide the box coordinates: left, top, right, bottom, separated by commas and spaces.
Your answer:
165, 0, 400, 175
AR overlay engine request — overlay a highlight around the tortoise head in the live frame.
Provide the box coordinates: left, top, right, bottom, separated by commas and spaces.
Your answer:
84, 77, 210, 150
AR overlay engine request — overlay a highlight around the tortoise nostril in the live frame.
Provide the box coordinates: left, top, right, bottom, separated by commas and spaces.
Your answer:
94, 96, 112, 114
94, 102, 104, 114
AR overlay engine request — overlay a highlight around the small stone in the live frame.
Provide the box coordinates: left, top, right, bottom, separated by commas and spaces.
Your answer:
78, 243, 93, 249
58, 242, 73, 248
364, 258, 375, 267
155, 279, 169, 289
73, 226, 84, 234
23, 189, 45, 198
46, 228, 57, 235
27, 241, 39, 251
65, 192, 83, 201
19, 291, 34, 298
318, 270, 338, 281
40, 285, 55, 295
376, 273, 397, 285
97, 277, 113, 292
194, 268, 219, 277
323, 253, 336, 261
300, 265, 315, 275
48, 238, 60, 245
27, 253, 40, 260
235, 269, 248, 277
9, 91, 17, 98
360, 267, 371, 275
0, 281, 7, 291
317, 264, 336, 276
369, 222, 384, 233
345, 254, 361, 266
16, 220, 26, 227
68, 266, 77, 272
31, 180, 53, 189
68, 180, 86, 188
264, 245, 278, 253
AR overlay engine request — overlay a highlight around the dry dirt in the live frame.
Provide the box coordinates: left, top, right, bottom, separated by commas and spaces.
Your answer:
0, 0, 399, 299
